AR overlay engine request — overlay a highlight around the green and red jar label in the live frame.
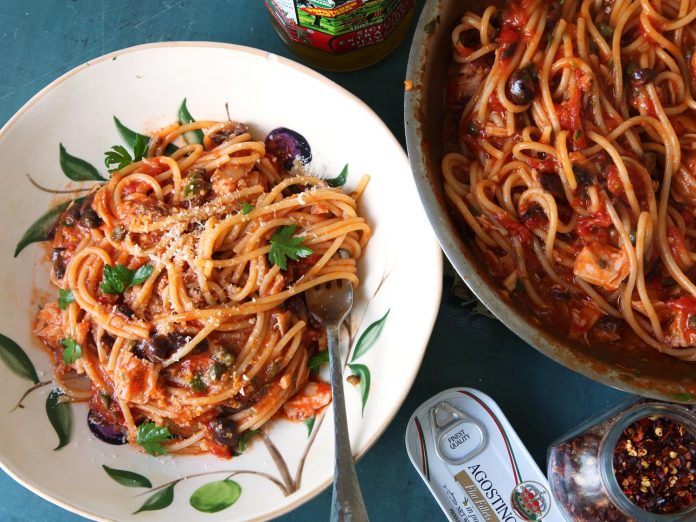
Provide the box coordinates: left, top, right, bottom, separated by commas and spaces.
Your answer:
265, 0, 413, 54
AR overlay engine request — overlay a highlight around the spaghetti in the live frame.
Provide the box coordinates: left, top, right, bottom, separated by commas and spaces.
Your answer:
444, 0, 696, 359
33, 119, 370, 457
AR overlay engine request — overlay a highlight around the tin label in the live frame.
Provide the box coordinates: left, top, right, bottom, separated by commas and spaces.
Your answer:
265, 0, 414, 54
455, 469, 503, 522
405, 388, 565, 522
439, 421, 484, 462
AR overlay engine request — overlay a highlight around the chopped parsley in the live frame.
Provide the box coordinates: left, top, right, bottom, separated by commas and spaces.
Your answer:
267, 224, 313, 270
136, 422, 173, 456
182, 171, 211, 200
241, 202, 254, 215
62, 338, 82, 364
190, 375, 207, 393
100, 264, 153, 294
58, 289, 75, 310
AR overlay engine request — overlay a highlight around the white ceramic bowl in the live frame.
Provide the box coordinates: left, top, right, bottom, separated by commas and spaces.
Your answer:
0, 43, 442, 521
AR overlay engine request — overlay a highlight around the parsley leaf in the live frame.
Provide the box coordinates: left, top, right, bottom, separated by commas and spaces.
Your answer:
100, 264, 131, 294
104, 134, 148, 173
267, 224, 313, 270
100, 264, 153, 294
58, 289, 75, 310
242, 202, 254, 215
131, 264, 154, 286
104, 145, 133, 173
62, 338, 82, 364
136, 422, 173, 456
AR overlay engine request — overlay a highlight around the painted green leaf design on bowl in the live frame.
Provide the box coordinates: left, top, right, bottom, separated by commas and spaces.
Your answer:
178, 98, 204, 144
0, 333, 39, 384
102, 465, 152, 488
134, 482, 178, 514
59, 144, 105, 181
190, 480, 242, 513
351, 310, 389, 362
14, 197, 83, 257
45, 388, 72, 450
326, 163, 348, 188
348, 363, 371, 415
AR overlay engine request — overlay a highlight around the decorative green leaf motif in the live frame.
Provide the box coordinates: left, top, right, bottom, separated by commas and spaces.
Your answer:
0, 333, 39, 384
14, 198, 83, 257
59, 144, 105, 181
233, 429, 260, 456
102, 465, 152, 488
178, 98, 204, 144
308, 351, 329, 372
114, 116, 178, 156
113, 116, 149, 149
134, 482, 178, 514
671, 392, 696, 402
46, 389, 72, 450
326, 163, 348, 188
348, 364, 371, 415
351, 310, 390, 362
190, 480, 242, 513
304, 416, 316, 437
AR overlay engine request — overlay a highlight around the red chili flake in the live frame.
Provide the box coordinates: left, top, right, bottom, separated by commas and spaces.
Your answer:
613, 416, 696, 514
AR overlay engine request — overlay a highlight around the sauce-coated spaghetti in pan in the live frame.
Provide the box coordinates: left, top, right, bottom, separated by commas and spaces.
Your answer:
444, 0, 696, 360
33, 120, 370, 457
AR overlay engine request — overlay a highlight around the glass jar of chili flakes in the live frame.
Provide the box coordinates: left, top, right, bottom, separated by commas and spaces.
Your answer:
548, 399, 696, 521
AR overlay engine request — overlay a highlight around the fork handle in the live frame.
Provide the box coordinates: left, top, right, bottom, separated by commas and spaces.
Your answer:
327, 325, 369, 522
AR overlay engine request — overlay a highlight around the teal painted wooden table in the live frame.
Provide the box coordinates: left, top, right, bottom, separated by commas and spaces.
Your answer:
0, 1, 628, 520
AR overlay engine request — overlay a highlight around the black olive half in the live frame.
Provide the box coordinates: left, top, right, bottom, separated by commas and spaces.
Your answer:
264, 127, 312, 170
210, 417, 239, 448
52, 248, 66, 279
87, 409, 127, 445
628, 67, 656, 87
508, 68, 536, 105
134, 332, 198, 363
134, 335, 172, 363
79, 208, 102, 229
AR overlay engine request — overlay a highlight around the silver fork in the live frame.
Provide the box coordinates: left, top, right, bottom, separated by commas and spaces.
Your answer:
305, 278, 369, 522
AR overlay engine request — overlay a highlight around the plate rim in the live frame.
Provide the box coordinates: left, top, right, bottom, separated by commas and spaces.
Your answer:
0, 40, 444, 521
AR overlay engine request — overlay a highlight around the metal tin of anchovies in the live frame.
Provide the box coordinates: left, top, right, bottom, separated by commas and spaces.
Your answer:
405, 388, 565, 522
